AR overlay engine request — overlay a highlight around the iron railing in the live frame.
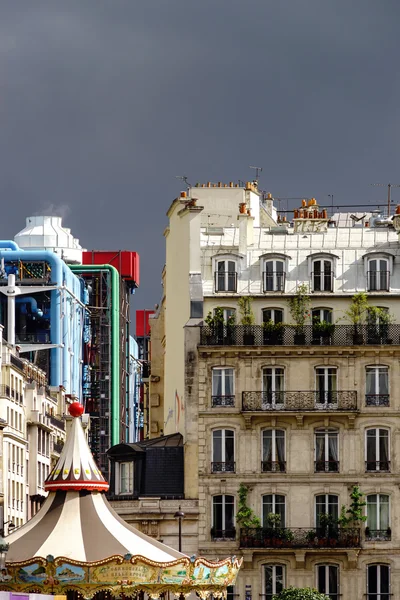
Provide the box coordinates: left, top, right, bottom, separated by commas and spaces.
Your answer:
211, 462, 235, 473
200, 324, 400, 346
240, 527, 360, 548
212, 395, 235, 407
211, 528, 236, 540
261, 461, 286, 473
214, 271, 238, 293
315, 460, 340, 473
365, 528, 391, 541
262, 271, 286, 292
365, 461, 390, 472
242, 391, 358, 412
46, 414, 65, 431
311, 271, 334, 292
367, 270, 390, 292
365, 394, 390, 407
0, 385, 11, 398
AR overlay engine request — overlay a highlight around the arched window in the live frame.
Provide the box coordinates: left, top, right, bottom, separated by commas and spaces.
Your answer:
365, 428, 390, 472
366, 494, 390, 541
367, 564, 390, 599
262, 430, 286, 472
212, 429, 235, 473
317, 564, 339, 600
368, 258, 390, 291
312, 258, 334, 292
312, 308, 333, 323
262, 494, 286, 528
263, 259, 285, 292
315, 429, 339, 473
262, 308, 284, 324
263, 565, 285, 600
214, 307, 236, 324
214, 259, 237, 292
211, 495, 235, 540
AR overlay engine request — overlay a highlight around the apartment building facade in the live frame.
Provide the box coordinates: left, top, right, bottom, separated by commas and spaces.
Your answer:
158, 182, 400, 599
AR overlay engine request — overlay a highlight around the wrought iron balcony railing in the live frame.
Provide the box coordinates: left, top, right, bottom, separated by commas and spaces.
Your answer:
211, 462, 236, 473
261, 460, 286, 473
365, 528, 391, 541
0, 385, 11, 398
200, 324, 400, 346
240, 527, 360, 549
365, 460, 390, 472
365, 394, 390, 407
212, 395, 235, 407
214, 271, 238, 293
315, 460, 340, 473
311, 271, 334, 292
367, 270, 390, 292
211, 527, 236, 541
242, 391, 357, 412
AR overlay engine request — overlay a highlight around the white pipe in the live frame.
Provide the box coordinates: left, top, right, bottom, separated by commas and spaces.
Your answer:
7, 274, 16, 346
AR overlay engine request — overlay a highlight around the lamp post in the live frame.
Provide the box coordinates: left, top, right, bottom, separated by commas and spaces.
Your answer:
174, 506, 185, 552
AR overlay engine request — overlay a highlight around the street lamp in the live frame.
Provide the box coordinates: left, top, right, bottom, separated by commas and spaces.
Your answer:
174, 506, 185, 552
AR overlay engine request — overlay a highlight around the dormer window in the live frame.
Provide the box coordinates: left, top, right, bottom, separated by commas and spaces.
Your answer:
214, 259, 237, 292
263, 260, 285, 292
368, 258, 390, 291
312, 259, 333, 292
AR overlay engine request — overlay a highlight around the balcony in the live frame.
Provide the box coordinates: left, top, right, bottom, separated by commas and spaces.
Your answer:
242, 391, 358, 412
263, 271, 286, 293
46, 413, 65, 431
315, 460, 340, 473
365, 394, 390, 407
214, 271, 238, 293
240, 527, 361, 549
0, 385, 11, 398
200, 324, 400, 346
365, 461, 390, 473
365, 528, 391, 542
212, 395, 235, 407
211, 462, 235, 473
211, 528, 236, 541
261, 461, 286, 473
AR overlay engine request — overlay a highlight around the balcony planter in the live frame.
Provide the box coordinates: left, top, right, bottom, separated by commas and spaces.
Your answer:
262, 321, 284, 345
294, 331, 306, 345
239, 297, 255, 345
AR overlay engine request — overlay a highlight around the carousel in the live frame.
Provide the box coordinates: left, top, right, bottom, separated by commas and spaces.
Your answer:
0, 403, 241, 599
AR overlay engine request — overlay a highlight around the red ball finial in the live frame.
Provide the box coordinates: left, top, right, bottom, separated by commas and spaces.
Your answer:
69, 402, 84, 418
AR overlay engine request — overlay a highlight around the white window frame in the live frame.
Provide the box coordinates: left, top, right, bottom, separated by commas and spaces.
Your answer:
263, 259, 285, 292
312, 307, 333, 323
366, 366, 389, 396
262, 429, 286, 462
315, 366, 337, 405
213, 256, 239, 293
314, 429, 339, 471
263, 564, 286, 599
367, 257, 391, 291
262, 367, 285, 406
366, 494, 390, 532
212, 367, 235, 397
367, 564, 390, 599
316, 564, 339, 599
214, 307, 236, 324
315, 494, 339, 527
262, 494, 286, 527
212, 429, 235, 469
116, 461, 134, 495
262, 308, 284, 324
211, 494, 235, 534
311, 258, 334, 292
365, 428, 390, 472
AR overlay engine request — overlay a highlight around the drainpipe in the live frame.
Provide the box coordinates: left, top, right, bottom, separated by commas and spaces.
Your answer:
69, 264, 120, 445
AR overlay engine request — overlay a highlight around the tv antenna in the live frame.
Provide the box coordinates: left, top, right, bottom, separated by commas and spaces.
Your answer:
370, 183, 400, 217
249, 166, 263, 182
175, 175, 191, 188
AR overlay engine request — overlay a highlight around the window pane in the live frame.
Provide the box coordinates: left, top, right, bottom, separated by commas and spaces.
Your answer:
263, 431, 273, 461
225, 431, 235, 462
213, 431, 222, 462
380, 495, 389, 530
379, 369, 388, 394
213, 496, 223, 530
212, 370, 222, 395
380, 565, 390, 593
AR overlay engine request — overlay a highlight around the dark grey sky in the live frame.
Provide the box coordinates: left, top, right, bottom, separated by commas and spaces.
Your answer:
1, 0, 400, 309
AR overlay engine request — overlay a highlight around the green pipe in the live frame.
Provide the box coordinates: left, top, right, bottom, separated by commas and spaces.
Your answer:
70, 264, 120, 445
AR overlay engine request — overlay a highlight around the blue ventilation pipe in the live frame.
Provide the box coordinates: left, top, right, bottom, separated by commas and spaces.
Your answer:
0, 241, 20, 251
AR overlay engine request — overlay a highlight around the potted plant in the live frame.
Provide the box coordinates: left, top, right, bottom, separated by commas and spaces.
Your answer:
306, 529, 317, 546
337, 485, 367, 546
344, 293, 369, 344
236, 483, 260, 546
288, 284, 310, 345
274, 588, 330, 600
367, 306, 394, 344
205, 307, 225, 344
238, 297, 255, 345
262, 319, 284, 345
312, 318, 335, 345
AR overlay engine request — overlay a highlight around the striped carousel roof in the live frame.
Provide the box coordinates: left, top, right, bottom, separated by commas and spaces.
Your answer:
6, 403, 184, 564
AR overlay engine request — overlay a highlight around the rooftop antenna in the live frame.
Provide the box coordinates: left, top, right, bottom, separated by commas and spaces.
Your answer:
249, 166, 263, 182
175, 175, 191, 188
370, 183, 400, 217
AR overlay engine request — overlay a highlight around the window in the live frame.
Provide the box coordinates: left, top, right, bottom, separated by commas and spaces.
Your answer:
366, 495, 390, 541
317, 565, 339, 600
366, 429, 390, 472
119, 462, 134, 494
264, 564, 285, 600
312, 308, 332, 323
262, 367, 284, 407
215, 259, 237, 292
263, 494, 286, 528
262, 308, 283, 324
368, 258, 390, 291
212, 495, 235, 540
315, 429, 339, 472
215, 307, 236, 324
315, 367, 337, 405
312, 259, 333, 292
262, 430, 286, 472
367, 564, 390, 600
263, 260, 285, 292
212, 367, 234, 407
366, 366, 389, 406
212, 430, 235, 473
315, 494, 339, 529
